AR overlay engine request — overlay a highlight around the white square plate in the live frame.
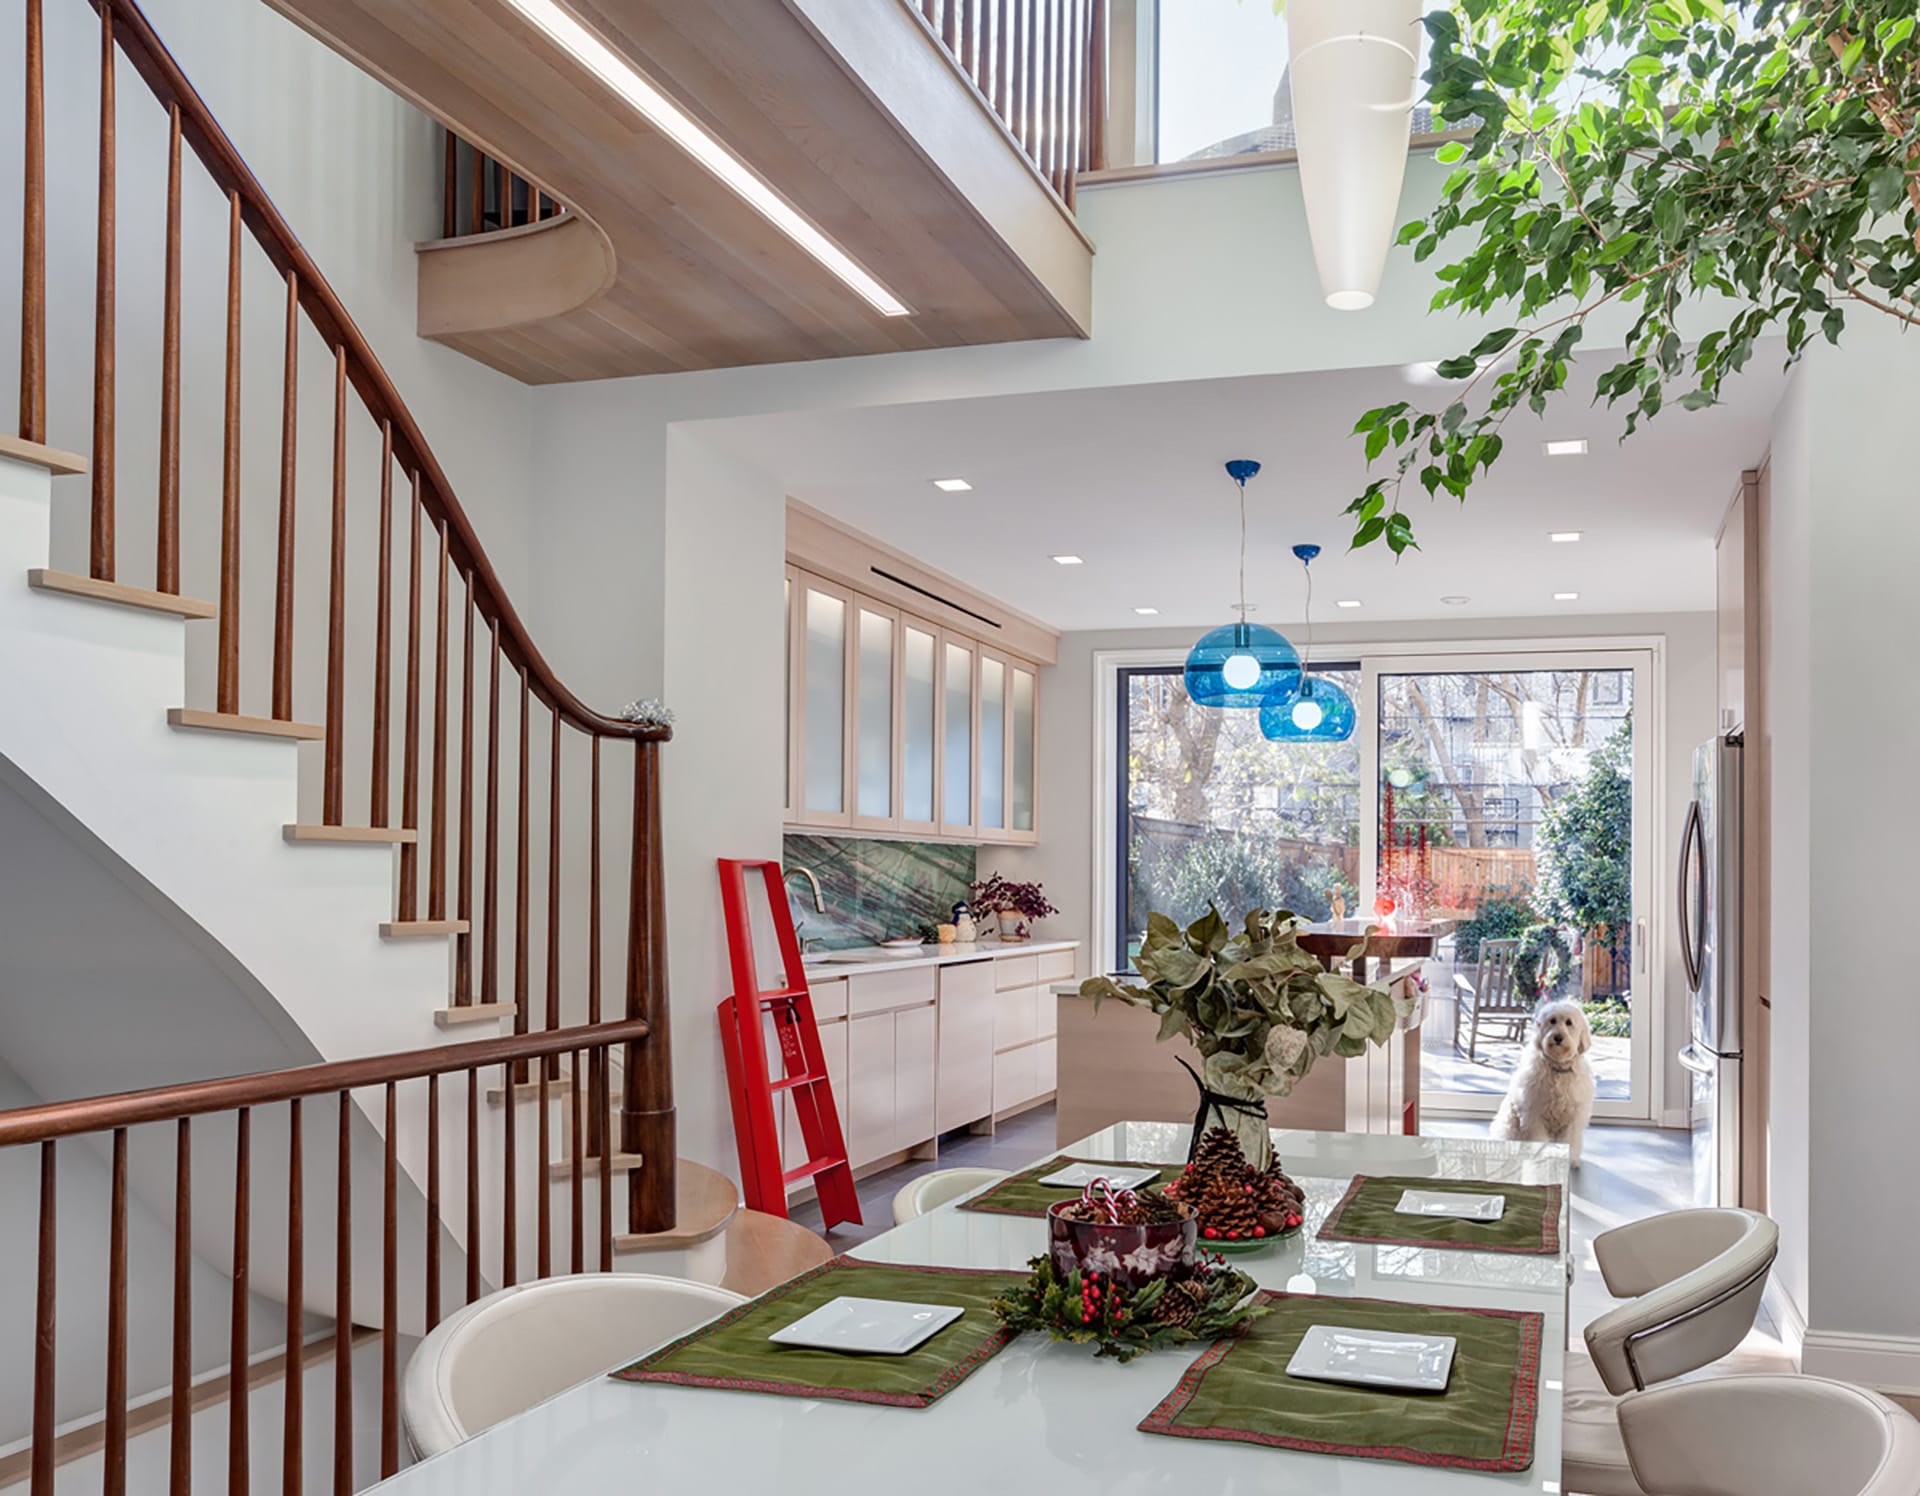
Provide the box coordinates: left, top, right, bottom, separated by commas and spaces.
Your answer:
1037, 1162, 1163, 1191
1394, 1188, 1507, 1221
1286, 1325, 1458, 1392
767, 1297, 963, 1356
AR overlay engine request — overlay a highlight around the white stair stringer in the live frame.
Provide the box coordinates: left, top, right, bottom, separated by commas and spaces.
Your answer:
0, 454, 699, 1328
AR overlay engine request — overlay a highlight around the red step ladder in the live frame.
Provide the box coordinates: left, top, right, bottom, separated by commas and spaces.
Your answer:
716, 858, 862, 1229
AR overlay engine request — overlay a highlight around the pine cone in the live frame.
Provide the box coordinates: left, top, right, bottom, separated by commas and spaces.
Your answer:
1192, 1126, 1249, 1176
1154, 1277, 1210, 1330
1195, 1175, 1261, 1240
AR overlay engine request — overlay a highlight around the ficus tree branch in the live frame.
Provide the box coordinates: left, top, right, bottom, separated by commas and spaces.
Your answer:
1346, 0, 1920, 555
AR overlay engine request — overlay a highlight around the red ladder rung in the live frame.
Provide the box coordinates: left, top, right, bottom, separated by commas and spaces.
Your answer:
781, 1157, 842, 1188
770, 1070, 826, 1093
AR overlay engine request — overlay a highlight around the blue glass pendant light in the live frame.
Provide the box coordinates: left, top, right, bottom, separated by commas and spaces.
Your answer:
1183, 461, 1300, 709
1260, 543, 1356, 742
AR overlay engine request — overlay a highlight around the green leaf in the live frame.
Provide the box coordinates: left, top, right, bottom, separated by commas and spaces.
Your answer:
1469, 327, 1520, 359
1435, 140, 1468, 165
1867, 166, 1907, 216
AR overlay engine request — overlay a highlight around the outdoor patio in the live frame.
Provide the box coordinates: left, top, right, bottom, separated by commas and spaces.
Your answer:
1422, 971, 1633, 1101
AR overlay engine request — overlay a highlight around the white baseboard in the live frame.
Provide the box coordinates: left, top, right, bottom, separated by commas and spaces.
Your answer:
1765, 1278, 1806, 1363
1658, 1106, 1687, 1129
1801, 1327, 1920, 1395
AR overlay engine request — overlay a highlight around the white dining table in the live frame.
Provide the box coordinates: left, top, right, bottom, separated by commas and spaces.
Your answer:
376, 1122, 1571, 1495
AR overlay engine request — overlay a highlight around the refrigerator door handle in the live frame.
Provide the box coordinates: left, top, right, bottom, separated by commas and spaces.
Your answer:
1677, 1043, 1716, 1077
1677, 798, 1704, 992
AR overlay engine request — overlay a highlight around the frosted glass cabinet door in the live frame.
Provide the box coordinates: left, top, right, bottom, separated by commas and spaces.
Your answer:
797, 576, 851, 824
900, 620, 938, 831
941, 638, 975, 835
978, 653, 1007, 831
853, 603, 897, 827
1011, 663, 1037, 837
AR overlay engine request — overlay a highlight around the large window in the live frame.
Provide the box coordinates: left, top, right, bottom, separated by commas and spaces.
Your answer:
1116, 664, 1362, 971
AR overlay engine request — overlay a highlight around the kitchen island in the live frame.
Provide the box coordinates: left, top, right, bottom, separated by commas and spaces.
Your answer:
1051, 923, 1438, 1146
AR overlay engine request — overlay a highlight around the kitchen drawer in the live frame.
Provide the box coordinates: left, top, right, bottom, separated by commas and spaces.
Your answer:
1037, 949, 1077, 984
847, 965, 936, 1016
993, 1043, 1038, 1113
996, 983, 1038, 1050
937, 958, 995, 1005
808, 975, 849, 1022
993, 954, 1039, 991
1035, 984, 1058, 1040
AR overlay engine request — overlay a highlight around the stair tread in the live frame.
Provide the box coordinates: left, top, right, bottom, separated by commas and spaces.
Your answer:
433, 1002, 516, 1028
28, 569, 216, 619
169, 708, 323, 741
383, 919, 469, 938
284, 824, 417, 844
486, 1075, 575, 1104
0, 432, 87, 475
547, 1150, 643, 1180
612, 1160, 738, 1251
781, 1157, 844, 1186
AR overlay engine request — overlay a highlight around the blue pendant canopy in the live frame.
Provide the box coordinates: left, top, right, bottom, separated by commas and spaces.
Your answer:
1184, 621, 1300, 709
1259, 673, 1356, 742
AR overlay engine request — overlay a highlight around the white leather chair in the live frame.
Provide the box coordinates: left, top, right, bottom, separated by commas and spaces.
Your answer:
403, 1273, 745, 1459
1617, 1375, 1920, 1496
1563, 1207, 1779, 1495
891, 1167, 1008, 1225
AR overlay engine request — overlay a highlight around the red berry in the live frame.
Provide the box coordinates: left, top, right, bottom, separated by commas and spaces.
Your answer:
1287, 1214, 1303, 1228
1226, 1229, 1240, 1240
1244, 1183, 1255, 1194
1253, 1226, 1266, 1238
1203, 1227, 1219, 1240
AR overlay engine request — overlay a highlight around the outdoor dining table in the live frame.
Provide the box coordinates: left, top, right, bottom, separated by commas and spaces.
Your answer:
374, 1121, 1571, 1494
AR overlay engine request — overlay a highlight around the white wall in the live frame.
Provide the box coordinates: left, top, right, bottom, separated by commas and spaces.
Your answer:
1766, 325, 1920, 1377
981, 611, 1719, 1121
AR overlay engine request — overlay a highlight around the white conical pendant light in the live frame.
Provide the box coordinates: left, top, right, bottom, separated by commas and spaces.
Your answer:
1287, 0, 1425, 311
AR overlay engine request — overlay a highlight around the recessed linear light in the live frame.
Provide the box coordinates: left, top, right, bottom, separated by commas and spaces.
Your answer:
1441, 595, 1471, 606
1554, 591, 1580, 601
1336, 599, 1363, 609
1543, 439, 1590, 457
1133, 606, 1160, 616
1052, 555, 1084, 567
931, 478, 972, 493
1550, 530, 1583, 543
499, 0, 911, 318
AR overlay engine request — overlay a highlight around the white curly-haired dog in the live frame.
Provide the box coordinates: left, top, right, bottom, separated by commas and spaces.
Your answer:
1489, 998, 1595, 1166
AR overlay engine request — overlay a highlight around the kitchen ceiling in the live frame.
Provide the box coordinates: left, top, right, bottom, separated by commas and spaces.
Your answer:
711, 356, 1788, 633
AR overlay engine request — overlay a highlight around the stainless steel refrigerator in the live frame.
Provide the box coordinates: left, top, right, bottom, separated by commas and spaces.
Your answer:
1678, 734, 1743, 1208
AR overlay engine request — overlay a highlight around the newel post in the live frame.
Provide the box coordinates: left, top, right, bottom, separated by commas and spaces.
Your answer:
623, 737, 676, 1232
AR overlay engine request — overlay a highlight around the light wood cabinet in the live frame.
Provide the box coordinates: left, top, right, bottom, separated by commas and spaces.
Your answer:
846, 1011, 897, 1169
783, 563, 1042, 845
992, 947, 1073, 1117
937, 961, 996, 1132
894, 1004, 938, 1149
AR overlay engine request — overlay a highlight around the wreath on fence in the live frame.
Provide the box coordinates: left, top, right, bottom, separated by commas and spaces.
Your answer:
1513, 924, 1574, 1002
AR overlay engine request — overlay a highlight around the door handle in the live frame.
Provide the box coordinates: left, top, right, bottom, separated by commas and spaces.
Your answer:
1677, 1044, 1716, 1078
1677, 800, 1703, 991
1636, 917, 1648, 974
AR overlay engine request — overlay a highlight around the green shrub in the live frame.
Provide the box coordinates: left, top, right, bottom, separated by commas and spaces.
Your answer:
1452, 894, 1536, 964
1582, 998, 1632, 1039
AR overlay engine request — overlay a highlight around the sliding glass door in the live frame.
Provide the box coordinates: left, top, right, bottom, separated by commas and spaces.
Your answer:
1364, 651, 1654, 1120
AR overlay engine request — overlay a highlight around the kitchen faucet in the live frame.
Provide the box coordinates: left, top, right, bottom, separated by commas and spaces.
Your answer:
784, 865, 826, 913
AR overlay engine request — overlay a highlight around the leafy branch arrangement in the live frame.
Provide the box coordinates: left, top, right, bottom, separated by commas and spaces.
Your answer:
992, 1253, 1265, 1363
1348, 0, 1920, 554
1081, 909, 1408, 1104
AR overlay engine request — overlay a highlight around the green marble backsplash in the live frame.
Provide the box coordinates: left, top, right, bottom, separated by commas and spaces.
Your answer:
782, 835, 976, 949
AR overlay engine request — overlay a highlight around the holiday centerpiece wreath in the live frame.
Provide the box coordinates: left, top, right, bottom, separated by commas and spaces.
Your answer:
994, 1177, 1264, 1362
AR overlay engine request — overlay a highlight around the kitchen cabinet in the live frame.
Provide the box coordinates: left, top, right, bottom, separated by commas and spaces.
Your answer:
782, 562, 1043, 845
894, 1005, 938, 1151
936, 961, 996, 1132
992, 946, 1074, 1117
846, 1011, 897, 1169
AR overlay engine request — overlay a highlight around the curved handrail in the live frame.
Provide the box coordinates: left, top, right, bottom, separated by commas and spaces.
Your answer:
96, 0, 665, 744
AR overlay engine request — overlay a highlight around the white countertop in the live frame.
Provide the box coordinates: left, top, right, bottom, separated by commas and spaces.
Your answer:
375, 1121, 1568, 1496
802, 938, 1078, 976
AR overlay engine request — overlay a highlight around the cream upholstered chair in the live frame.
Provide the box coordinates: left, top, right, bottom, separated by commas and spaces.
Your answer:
403, 1273, 745, 1460
891, 1167, 1008, 1225
1616, 1375, 1920, 1496
1563, 1207, 1779, 1495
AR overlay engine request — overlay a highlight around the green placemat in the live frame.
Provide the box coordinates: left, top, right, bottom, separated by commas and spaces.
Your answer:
1140, 1291, 1544, 1473
1317, 1175, 1564, 1255
611, 1256, 1026, 1408
955, 1156, 1185, 1217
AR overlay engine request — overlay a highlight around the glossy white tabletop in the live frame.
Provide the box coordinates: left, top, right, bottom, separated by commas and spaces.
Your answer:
377, 1123, 1570, 1495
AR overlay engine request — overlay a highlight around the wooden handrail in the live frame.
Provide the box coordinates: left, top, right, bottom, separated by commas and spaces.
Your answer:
0, 1019, 649, 1146
88, 0, 659, 744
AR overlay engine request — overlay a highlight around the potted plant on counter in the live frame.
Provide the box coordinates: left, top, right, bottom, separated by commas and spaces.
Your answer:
1081, 907, 1411, 1169
967, 875, 1058, 943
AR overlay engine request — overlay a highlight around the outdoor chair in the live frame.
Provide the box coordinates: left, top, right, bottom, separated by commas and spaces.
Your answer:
1453, 936, 1529, 1060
